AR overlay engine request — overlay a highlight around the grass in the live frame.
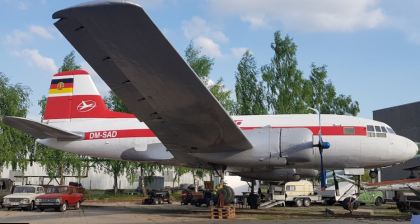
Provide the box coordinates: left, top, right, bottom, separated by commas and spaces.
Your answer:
87, 189, 182, 200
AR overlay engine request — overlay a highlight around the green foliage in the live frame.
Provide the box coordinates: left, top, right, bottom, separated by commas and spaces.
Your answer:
209, 78, 237, 115
0, 72, 33, 175
261, 31, 306, 114
235, 50, 267, 115
58, 51, 81, 73
303, 63, 359, 116
185, 40, 236, 115
184, 41, 214, 84
258, 30, 359, 116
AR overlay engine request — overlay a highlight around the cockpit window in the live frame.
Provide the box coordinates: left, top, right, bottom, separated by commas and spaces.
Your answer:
375, 126, 381, 132
367, 125, 374, 132
386, 127, 396, 134
381, 126, 387, 133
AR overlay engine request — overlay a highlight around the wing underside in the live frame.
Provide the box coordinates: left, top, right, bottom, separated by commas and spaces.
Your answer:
3, 116, 84, 140
52, 1, 253, 153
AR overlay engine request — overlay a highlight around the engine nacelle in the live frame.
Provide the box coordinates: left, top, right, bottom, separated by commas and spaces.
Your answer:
232, 168, 318, 182
190, 127, 315, 167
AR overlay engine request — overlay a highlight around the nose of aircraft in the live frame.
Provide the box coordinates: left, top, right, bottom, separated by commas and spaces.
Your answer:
406, 139, 419, 158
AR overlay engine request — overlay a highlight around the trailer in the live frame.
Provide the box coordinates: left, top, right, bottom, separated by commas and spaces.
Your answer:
261, 181, 324, 208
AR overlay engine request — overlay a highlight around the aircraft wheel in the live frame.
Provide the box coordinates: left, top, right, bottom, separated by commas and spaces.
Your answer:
342, 197, 350, 210
295, 199, 303, 207
153, 199, 158, 205
369, 170, 378, 179
303, 198, 311, 207
158, 198, 163, 204
195, 201, 201, 207
225, 186, 235, 204
375, 197, 383, 206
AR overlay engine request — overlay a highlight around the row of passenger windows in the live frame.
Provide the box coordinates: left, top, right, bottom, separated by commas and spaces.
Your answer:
366, 125, 395, 138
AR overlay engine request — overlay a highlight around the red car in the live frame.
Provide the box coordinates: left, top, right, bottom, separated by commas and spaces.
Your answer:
35, 185, 84, 212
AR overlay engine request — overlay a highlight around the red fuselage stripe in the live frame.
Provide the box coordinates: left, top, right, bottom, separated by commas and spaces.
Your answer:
82, 126, 367, 140
242, 126, 367, 136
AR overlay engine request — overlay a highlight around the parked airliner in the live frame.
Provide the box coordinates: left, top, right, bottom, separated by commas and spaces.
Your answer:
3, 1, 418, 184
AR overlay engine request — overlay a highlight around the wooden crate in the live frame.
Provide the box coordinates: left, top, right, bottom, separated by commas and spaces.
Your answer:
210, 206, 235, 219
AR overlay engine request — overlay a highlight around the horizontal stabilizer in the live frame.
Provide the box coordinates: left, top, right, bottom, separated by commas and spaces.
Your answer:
2, 116, 84, 140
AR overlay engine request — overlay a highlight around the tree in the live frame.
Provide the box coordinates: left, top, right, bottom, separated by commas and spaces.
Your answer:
58, 51, 81, 72
261, 31, 306, 114
184, 41, 236, 114
0, 72, 32, 177
184, 41, 214, 85
93, 158, 137, 194
235, 50, 267, 115
303, 63, 336, 113
209, 78, 237, 115
304, 63, 360, 116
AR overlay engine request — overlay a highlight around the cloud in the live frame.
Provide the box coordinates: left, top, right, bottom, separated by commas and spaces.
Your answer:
182, 16, 229, 43
18, 2, 27, 10
29, 25, 53, 39
209, 0, 385, 32
3, 30, 32, 46
381, 3, 420, 45
11, 49, 58, 74
195, 37, 223, 58
231, 47, 249, 58
3, 25, 54, 46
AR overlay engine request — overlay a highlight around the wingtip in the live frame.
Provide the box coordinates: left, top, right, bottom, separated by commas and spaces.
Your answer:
52, 0, 142, 19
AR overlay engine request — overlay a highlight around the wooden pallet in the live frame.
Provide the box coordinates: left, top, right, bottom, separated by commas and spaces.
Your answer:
210, 206, 236, 219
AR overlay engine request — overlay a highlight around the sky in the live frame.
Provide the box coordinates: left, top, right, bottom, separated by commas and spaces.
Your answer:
1, 0, 419, 122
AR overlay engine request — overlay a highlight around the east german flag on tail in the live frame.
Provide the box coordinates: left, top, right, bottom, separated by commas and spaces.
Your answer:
49, 77, 74, 95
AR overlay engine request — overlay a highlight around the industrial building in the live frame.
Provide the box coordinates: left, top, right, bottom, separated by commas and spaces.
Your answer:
373, 101, 420, 181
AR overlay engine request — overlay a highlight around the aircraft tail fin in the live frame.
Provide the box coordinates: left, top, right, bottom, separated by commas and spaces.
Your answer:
44, 70, 134, 123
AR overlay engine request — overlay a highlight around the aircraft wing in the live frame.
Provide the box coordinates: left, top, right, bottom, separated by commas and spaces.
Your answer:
52, 1, 253, 153
2, 116, 84, 140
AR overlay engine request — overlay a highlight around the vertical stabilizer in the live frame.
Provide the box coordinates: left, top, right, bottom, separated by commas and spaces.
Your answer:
44, 70, 133, 123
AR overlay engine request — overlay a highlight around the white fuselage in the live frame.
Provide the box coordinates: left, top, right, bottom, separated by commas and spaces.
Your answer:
38, 114, 418, 171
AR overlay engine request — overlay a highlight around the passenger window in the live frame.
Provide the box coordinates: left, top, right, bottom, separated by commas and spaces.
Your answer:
344, 127, 355, 135
375, 126, 381, 132
376, 133, 386, 138
381, 127, 387, 133
367, 132, 375, 137
367, 125, 374, 132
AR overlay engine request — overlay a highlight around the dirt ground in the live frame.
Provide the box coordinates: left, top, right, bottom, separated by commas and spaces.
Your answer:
0, 200, 414, 224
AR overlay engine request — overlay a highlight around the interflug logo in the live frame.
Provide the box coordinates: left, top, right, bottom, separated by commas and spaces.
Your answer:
77, 100, 96, 112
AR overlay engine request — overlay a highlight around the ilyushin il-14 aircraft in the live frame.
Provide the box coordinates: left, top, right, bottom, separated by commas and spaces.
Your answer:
3, 1, 418, 192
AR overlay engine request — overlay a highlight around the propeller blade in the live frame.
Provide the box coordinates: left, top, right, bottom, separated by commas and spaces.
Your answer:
320, 150, 326, 191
